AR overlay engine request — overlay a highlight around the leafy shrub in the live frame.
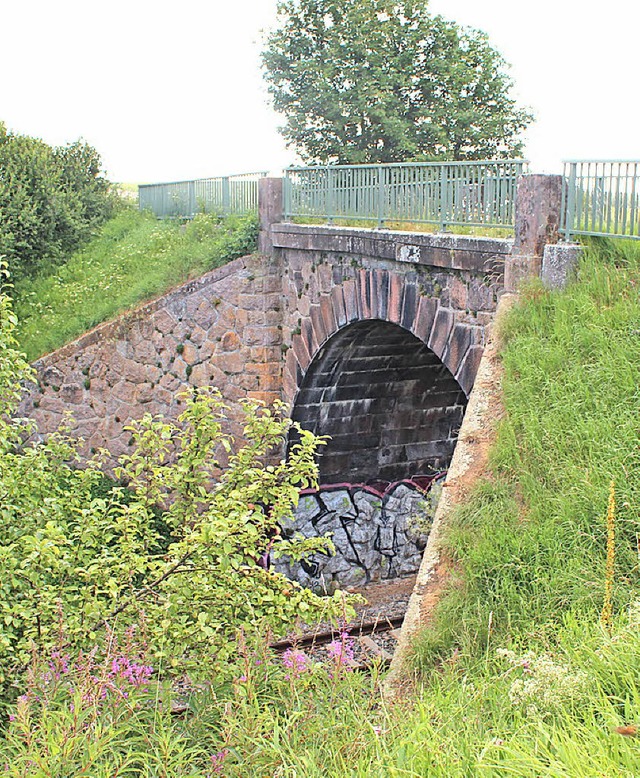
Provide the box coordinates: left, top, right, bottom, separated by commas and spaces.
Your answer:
0, 122, 118, 280
0, 279, 350, 705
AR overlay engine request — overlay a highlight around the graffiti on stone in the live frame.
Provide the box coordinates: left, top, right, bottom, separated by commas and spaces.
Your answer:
275, 473, 445, 591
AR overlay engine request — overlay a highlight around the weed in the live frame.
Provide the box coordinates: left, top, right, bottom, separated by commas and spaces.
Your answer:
601, 479, 617, 635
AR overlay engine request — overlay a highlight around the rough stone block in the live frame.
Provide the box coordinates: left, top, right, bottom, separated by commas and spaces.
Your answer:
152, 309, 177, 335
219, 352, 245, 374
292, 335, 311, 372
301, 318, 319, 359
358, 268, 372, 319
542, 243, 582, 289
258, 177, 283, 255
467, 281, 496, 312
401, 281, 418, 330
341, 278, 359, 322
388, 272, 404, 324
455, 344, 484, 396
317, 262, 333, 294
331, 286, 347, 328
221, 331, 241, 352
504, 254, 542, 293
310, 305, 328, 347
514, 174, 564, 258
411, 296, 438, 343
319, 295, 336, 337
448, 276, 468, 310
427, 308, 454, 361
244, 326, 281, 347
442, 323, 473, 377
189, 362, 212, 388
375, 269, 390, 320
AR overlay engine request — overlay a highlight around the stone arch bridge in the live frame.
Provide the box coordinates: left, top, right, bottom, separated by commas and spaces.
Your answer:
21, 220, 514, 480
20, 175, 569, 585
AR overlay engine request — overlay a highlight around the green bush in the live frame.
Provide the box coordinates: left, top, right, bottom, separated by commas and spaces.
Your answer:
0, 122, 117, 280
0, 280, 351, 706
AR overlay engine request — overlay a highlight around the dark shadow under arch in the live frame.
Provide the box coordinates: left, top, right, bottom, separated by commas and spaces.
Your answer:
290, 320, 467, 484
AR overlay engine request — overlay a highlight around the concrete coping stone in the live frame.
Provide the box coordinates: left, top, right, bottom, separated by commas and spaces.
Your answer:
272, 222, 513, 256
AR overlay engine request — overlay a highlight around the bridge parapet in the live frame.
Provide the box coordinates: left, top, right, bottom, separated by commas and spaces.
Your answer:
272, 222, 511, 273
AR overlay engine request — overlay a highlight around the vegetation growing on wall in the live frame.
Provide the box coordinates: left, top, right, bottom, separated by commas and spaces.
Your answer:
14, 209, 258, 360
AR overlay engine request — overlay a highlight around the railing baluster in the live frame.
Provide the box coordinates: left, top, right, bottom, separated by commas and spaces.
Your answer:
560, 159, 640, 240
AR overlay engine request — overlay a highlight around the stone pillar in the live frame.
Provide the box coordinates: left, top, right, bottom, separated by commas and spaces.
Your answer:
505, 174, 564, 292
258, 177, 284, 255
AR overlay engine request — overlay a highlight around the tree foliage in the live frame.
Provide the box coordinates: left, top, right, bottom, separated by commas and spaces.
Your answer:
0, 123, 117, 279
262, 0, 533, 164
0, 280, 350, 702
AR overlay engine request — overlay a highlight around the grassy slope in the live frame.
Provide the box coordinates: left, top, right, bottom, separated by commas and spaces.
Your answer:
13, 208, 257, 361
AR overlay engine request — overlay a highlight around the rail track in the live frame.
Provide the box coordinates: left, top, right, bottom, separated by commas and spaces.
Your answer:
170, 613, 407, 713
271, 614, 405, 669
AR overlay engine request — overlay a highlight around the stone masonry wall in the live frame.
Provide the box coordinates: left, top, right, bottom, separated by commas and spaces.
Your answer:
19, 224, 510, 477
274, 225, 511, 407
19, 255, 283, 465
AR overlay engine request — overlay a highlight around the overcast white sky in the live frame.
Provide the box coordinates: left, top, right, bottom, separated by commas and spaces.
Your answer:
2, 0, 638, 183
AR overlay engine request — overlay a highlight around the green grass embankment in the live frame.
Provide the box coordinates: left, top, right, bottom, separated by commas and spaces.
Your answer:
13, 208, 258, 361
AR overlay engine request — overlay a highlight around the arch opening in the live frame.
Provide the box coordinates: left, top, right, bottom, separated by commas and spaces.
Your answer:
291, 320, 467, 483
278, 320, 469, 590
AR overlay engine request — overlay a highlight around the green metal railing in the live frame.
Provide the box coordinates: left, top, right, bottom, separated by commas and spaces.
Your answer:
284, 160, 528, 229
562, 161, 640, 240
139, 172, 268, 219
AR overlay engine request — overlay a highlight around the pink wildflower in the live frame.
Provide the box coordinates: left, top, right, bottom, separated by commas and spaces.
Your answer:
210, 749, 229, 774
327, 631, 355, 668
281, 648, 310, 679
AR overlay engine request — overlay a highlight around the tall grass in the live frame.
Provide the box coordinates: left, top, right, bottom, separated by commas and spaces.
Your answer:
13, 208, 258, 360
413, 237, 640, 668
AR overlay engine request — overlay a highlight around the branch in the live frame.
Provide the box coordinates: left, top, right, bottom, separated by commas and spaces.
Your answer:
90, 548, 196, 632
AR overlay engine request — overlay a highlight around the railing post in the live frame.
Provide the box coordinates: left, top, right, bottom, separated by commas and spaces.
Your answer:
505, 173, 564, 292
258, 177, 284, 255
377, 166, 385, 228
188, 181, 196, 218
439, 164, 449, 231
222, 177, 231, 214
327, 166, 335, 225
282, 172, 291, 220
563, 163, 577, 242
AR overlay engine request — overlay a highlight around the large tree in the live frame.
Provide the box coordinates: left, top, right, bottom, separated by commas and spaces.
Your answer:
262, 0, 532, 164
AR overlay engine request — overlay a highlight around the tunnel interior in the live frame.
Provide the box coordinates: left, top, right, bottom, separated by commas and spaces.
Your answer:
290, 320, 468, 484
